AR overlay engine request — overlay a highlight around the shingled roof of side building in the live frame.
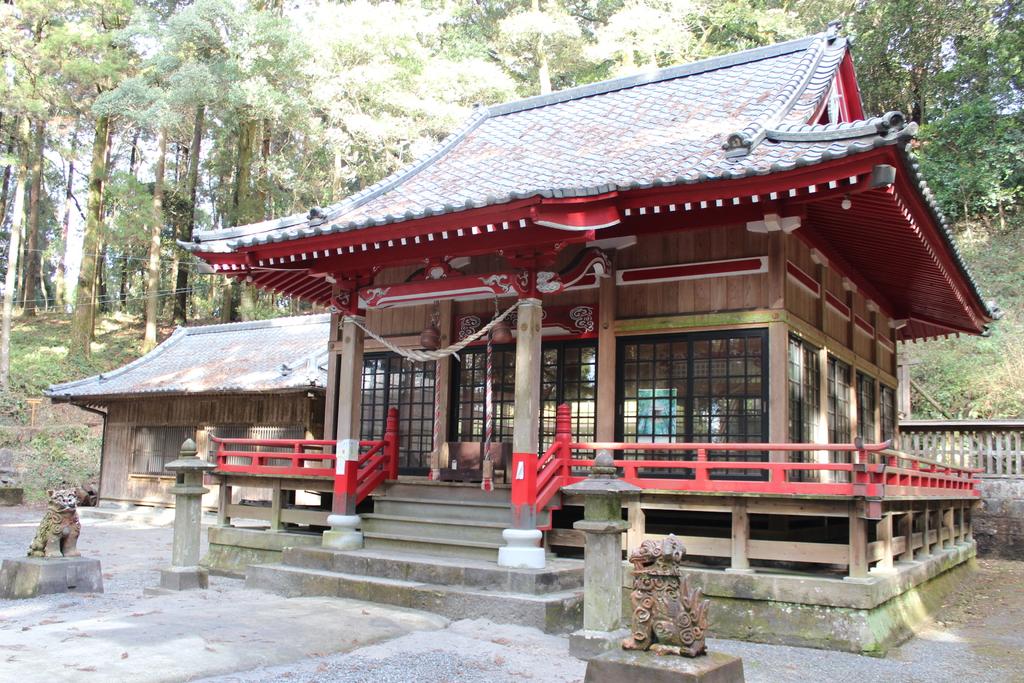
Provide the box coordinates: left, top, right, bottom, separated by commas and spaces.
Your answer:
182, 26, 879, 254
46, 314, 329, 404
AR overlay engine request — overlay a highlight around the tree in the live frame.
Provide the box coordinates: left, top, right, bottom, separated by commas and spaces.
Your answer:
0, 117, 29, 387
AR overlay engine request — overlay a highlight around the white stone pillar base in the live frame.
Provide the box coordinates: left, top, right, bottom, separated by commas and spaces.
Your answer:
322, 514, 363, 550
497, 528, 545, 569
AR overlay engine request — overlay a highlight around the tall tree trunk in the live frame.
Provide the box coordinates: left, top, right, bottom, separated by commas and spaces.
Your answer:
1, 118, 30, 387
22, 119, 45, 316
55, 128, 78, 311
173, 106, 204, 324
532, 0, 552, 95
70, 114, 111, 357
143, 130, 166, 351
0, 121, 15, 226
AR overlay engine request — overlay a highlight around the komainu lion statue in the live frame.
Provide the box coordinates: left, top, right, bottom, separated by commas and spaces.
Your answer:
622, 535, 710, 657
27, 488, 81, 558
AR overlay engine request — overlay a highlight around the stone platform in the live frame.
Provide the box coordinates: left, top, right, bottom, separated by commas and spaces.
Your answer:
0, 557, 103, 599
623, 540, 977, 655
585, 650, 744, 683
202, 526, 322, 577
246, 546, 583, 633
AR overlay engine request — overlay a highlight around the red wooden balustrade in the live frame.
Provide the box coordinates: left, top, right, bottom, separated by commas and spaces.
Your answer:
511, 404, 981, 523
211, 407, 399, 507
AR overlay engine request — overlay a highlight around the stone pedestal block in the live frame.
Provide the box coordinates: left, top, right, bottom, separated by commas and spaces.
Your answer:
0, 487, 23, 506
570, 628, 631, 660
159, 565, 209, 591
584, 649, 745, 683
0, 557, 103, 599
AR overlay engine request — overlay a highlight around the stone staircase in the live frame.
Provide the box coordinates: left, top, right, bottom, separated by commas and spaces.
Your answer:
359, 480, 554, 562
244, 480, 581, 632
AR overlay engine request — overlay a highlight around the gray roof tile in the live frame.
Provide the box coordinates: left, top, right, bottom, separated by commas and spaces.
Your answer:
46, 314, 329, 401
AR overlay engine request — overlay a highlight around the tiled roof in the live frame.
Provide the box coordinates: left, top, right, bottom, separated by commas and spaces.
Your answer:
46, 315, 329, 402
186, 31, 861, 254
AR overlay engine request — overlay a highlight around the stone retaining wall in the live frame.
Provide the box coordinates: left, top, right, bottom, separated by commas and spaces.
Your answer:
975, 476, 1024, 558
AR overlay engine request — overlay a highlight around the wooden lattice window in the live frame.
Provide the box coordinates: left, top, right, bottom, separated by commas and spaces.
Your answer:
361, 354, 435, 474
130, 426, 197, 475
452, 341, 598, 450
880, 385, 896, 442
857, 372, 877, 442
827, 356, 852, 445
788, 336, 820, 445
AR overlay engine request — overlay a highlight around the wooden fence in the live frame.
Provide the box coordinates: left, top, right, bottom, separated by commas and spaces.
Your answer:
899, 420, 1024, 475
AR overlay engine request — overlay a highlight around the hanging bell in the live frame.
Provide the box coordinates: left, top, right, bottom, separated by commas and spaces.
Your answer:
490, 318, 513, 345
420, 323, 441, 350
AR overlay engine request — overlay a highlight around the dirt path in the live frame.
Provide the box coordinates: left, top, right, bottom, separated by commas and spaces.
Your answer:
2, 506, 1022, 683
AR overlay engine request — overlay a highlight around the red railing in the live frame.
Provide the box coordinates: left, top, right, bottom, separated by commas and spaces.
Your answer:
210, 407, 399, 508
512, 404, 981, 521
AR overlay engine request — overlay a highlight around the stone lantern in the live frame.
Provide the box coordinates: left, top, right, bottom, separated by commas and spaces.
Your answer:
159, 439, 215, 591
564, 449, 640, 659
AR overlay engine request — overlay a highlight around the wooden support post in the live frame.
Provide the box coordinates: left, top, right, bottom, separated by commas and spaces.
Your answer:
729, 500, 752, 573
511, 297, 543, 530
501, 295, 546, 569
217, 480, 232, 528
626, 500, 645, 553
920, 502, 936, 557
333, 311, 365, 516
943, 506, 954, 549
847, 504, 868, 579
433, 300, 453, 448
269, 479, 282, 532
768, 321, 788, 448
323, 304, 342, 444
873, 513, 894, 574
898, 510, 915, 562
595, 269, 616, 442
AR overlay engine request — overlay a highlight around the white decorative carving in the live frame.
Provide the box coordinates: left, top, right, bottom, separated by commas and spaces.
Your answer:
480, 274, 515, 295
457, 315, 482, 341
536, 271, 562, 293
569, 305, 595, 333
361, 287, 391, 305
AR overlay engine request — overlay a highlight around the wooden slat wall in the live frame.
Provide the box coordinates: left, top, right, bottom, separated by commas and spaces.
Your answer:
100, 393, 322, 506
615, 226, 769, 318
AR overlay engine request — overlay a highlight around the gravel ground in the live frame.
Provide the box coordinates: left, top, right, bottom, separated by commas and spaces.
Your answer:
2, 505, 1023, 683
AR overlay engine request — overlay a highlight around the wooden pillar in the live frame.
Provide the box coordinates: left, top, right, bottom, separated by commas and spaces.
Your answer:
595, 271, 616, 442
729, 500, 752, 573
897, 361, 912, 420
816, 345, 831, 481
217, 480, 232, 527
917, 502, 933, 558
767, 231, 785, 310
269, 479, 282, 532
512, 297, 543, 529
942, 506, 954, 549
898, 510, 915, 562
874, 513, 894, 573
333, 311, 365, 515
322, 305, 342, 444
433, 300, 453, 447
626, 500, 645, 552
847, 504, 868, 579
768, 321, 788, 448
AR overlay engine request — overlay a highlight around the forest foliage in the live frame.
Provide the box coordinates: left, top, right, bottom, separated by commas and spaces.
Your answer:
0, 0, 1022, 418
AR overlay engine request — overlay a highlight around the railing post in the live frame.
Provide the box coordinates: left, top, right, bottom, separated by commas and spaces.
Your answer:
695, 448, 709, 483
556, 403, 572, 478
385, 407, 400, 480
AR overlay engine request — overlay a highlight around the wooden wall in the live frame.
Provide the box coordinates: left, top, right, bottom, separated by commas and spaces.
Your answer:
98, 392, 324, 506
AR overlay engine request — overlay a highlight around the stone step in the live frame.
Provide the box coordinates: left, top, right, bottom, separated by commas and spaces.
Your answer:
363, 532, 501, 562
372, 496, 513, 524
245, 562, 582, 633
281, 547, 584, 594
377, 481, 512, 504
361, 514, 507, 545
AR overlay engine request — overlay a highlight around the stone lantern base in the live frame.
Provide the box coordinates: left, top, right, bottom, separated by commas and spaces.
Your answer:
0, 557, 103, 599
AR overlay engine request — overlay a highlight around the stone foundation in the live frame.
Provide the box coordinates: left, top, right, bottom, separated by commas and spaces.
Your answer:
622, 541, 976, 655
975, 477, 1024, 558
202, 526, 322, 577
0, 557, 103, 599
0, 487, 23, 506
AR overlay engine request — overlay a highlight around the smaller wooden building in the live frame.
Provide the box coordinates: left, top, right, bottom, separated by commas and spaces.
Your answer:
46, 314, 329, 507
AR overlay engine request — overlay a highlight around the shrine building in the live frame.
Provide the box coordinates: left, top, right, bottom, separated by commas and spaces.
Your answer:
179, 26, 991, 653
